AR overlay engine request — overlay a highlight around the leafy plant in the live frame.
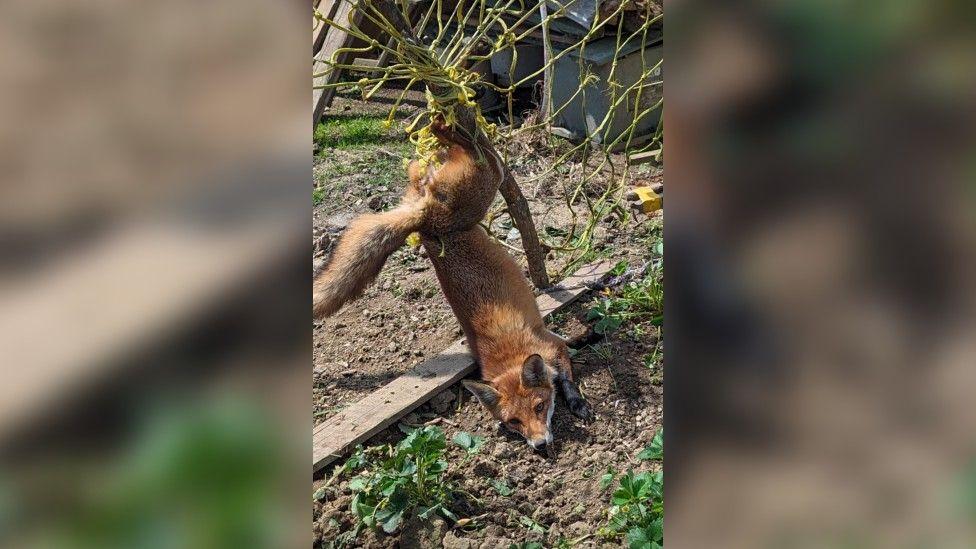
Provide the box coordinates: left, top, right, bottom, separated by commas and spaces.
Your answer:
637, 428, 664, 461
313, 186, 326, 206
345, 426, 458, 534
602, 432, 664, 548
587, 299, 626, 334
605, 470, 664, 549
586, 268, 664, 334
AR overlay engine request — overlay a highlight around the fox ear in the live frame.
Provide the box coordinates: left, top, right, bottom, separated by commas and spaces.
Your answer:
521, 354, 551, 388
462, 380, 500, 410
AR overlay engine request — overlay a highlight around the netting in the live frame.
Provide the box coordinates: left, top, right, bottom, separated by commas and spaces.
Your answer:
313, 0, 662, 277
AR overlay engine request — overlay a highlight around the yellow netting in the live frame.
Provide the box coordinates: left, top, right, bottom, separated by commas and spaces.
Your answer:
314, 0, 662, 275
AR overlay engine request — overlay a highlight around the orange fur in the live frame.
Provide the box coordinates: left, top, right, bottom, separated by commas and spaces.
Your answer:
312, 119, 501, 318
425, 227, 591, 448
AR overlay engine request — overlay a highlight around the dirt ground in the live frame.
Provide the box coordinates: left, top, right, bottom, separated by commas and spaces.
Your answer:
313, 93, 663, 548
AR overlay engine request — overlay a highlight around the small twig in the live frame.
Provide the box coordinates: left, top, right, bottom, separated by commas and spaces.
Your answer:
570, 533, 595, 545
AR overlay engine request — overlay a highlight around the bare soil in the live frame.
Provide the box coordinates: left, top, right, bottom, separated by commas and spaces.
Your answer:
313, 94, 663, 548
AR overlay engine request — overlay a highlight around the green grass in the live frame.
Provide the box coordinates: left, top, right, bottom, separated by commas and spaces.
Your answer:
314, 115, 394, 150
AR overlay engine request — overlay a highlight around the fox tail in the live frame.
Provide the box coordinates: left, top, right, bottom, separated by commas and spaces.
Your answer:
313, 203, 425, 318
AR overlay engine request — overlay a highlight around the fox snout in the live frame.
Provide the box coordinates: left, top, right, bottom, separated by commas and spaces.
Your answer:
527, 431, 553, 450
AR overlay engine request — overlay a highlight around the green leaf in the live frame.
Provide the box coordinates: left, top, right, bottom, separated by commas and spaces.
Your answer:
430, 459, 448, 474
491, 479, 514, 496
452, 431, 485, 454
600, 468, 617, 490
637, 429, 664, 461
631, 472, 653, 500
350, 492, 375, 522
376, 507, 404, 533
313, 486, 329, 502
519, 515, 547, 533
545, 226, 569, 238
439, 506, 458, 522
348, 476, 367, 492
626, 526, 653, 549
610, 261, 629, 276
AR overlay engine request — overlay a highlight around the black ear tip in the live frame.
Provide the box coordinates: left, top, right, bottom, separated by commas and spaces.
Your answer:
463, 380, 500, 406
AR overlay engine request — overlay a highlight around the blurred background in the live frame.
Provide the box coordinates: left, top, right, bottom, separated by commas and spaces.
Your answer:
2, 0, 975, 547
667, 0, 976, 547
0, 0, 309, 547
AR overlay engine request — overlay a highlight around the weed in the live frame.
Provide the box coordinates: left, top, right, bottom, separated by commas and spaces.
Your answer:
586, 342, 614, 362
548, 311, 569, 326
341, 426, 459, 534
610, 260, 629, 276
313, 186, 326, 206
586, 267, 663, 335
644, 345, 661, 371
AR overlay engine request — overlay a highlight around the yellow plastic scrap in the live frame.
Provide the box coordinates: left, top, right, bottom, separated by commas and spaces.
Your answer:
632, 186, 662, 213
406, 232, 422, 248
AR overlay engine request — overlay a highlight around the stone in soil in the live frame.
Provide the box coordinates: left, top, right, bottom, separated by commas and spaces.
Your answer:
441, 531, 474, 549
429, 390, 455, 414
400, 516, 447, 549
367, 195, 385, 211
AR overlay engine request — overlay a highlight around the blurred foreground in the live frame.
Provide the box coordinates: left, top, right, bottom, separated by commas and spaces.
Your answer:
0, 1, 309, 547
667, 0, 976, 547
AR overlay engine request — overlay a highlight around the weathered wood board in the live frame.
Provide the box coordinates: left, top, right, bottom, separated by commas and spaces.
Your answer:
627, 149, 661, 165
313, 259, 614, 472
313, 0, 339, 54
312, 0, 359, 123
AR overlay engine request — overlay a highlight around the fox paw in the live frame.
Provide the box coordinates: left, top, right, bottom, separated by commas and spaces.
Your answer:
568, 397, 594, 422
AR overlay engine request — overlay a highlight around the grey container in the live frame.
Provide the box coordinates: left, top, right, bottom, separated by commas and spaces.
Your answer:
490, 44, 544, 87
549, 36, 662, 147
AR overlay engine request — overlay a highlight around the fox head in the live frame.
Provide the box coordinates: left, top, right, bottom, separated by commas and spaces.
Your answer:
462, 354, 556, 449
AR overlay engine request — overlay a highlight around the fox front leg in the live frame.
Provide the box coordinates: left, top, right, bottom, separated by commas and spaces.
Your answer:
556, 374, 593, 421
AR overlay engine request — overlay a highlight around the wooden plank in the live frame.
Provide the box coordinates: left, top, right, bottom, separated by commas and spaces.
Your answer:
312, 0, 359, 123
350, 56, 381, 68
0, 214, 294, 441
313, 259, 614, 472
313, 0, 338, 54
627, 149, 661, 165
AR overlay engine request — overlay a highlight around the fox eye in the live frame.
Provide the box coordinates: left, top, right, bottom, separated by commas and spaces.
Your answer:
534, 402, 544, 414
507, 418, 521, 429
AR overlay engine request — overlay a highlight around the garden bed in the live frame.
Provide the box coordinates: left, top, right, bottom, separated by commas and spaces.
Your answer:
313, 95, 663, 548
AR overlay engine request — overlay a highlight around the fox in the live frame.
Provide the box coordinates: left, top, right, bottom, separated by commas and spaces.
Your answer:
312, 118, 504, 318
421, 227, 593, 450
